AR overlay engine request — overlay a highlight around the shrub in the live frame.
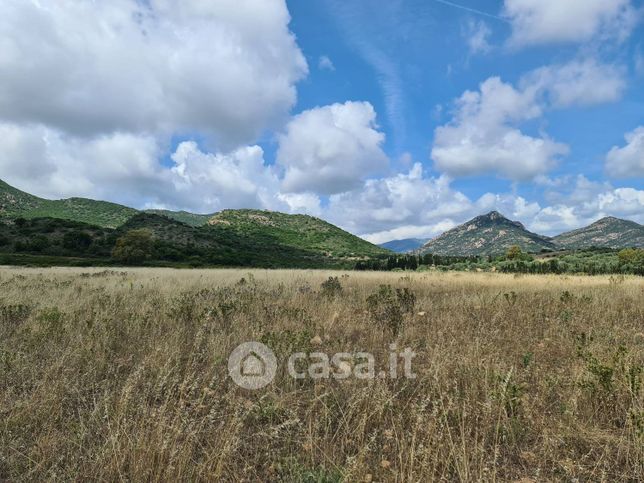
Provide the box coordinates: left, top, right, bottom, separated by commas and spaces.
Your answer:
63, 231, 93, 252
320, 276, 342, 298
112, 229, 155, 265
366, 285, 416, 335
506, 245, 523, 260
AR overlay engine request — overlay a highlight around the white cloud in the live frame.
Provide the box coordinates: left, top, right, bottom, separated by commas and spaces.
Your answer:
431, 76, 568, 180
0, 124, 287, 214
523, 59, 626, 108
342, 170, 644, 242
464, 20, 492, 55
326, 163, 473, 242
530, 176, 644, 233
606, 126, 644, 178
0, 123, 165, 205
503, 0, 638, 47
318, 55, 336, 71
322, 161, 552, 243
0, 0, 307, 148
277, 101, 389, 195
169, 142, 284, 213
277, 192, 323, 216
431, 57, 627, 181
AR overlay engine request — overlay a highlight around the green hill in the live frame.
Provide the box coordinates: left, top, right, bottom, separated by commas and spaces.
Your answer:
208, 209, 390, 258
0, 179, 137, 228
0, 179, 389, 267
0, 179, 213, 228
0, 212, 389, 268
553, 216, 644, 249
420, 211, 557, 256
143, 209, 212, 227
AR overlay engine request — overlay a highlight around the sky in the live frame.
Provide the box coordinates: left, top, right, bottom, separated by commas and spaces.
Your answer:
0, 0, 642, 243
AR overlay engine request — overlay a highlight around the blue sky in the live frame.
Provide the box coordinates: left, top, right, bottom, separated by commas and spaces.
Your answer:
287, 0, 643, 199
0, 0, 642, 242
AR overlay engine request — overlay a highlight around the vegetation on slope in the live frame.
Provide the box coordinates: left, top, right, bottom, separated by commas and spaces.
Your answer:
0, 179, 137, 228
0, 213, 390, 269
0, 179, 212, 228
420, 211, 557, 255
144, 209, 212, 227
554, 216, 644, 249
208, 209, 390, 258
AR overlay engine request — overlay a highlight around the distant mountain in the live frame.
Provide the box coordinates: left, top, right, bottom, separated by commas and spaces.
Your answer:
379, 238, 428, 253
553, 217, 644, 249
208, 209, 390, 259
420, 211, 557, 256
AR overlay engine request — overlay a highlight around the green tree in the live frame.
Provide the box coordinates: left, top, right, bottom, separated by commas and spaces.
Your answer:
63, 231, 93, 252
506, 245, 523, 260
618, 248, 643, 264
112, 229, 154, 265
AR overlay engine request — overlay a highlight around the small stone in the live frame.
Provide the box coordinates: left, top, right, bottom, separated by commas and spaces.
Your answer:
310, 335, 323, 346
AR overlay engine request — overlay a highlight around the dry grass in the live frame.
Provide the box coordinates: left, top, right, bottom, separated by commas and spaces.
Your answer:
0, 267, 642, 482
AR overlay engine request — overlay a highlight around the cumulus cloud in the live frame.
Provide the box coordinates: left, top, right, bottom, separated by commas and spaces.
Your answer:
328, 168, 644, 242
503, 0, 638, 47
0, 124, 287, 214
431, 76, 568, 180
0, 123, 164, 205
605, 126, 644, 178
322, 162, 540, 243
169, 142, 284, 213
0, 0, 307, 147
523, 59, 626, 108
325, 163, 472, 242
431, 58, 627, 181
277, 101, 389, 195
530, 176, 644, 233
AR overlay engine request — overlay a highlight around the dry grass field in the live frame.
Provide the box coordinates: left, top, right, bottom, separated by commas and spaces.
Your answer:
0, 267, 642, 482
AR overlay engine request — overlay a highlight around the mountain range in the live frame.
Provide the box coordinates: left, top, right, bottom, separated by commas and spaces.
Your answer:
1, 179, 642, 262
380, 212, 644, 255
0, 179, 389, 267
410, 211, 643, 255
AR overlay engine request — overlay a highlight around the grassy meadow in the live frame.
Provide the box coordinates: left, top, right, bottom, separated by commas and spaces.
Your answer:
0, 268, 642, 481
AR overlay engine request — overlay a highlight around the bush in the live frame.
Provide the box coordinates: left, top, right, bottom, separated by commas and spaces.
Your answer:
63, 231, 93, 252
112, 229, 154, 265
366, 285, 416, 336
320, 276, 343, 298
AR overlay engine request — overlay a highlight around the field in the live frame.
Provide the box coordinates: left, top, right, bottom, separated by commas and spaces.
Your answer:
1, 268, 642, 481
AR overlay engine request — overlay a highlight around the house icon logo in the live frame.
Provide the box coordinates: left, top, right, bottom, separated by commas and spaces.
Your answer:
228, 342, 277, 390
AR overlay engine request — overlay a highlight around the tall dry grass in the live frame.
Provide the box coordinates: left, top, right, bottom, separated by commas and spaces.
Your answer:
0, 268, 642, 481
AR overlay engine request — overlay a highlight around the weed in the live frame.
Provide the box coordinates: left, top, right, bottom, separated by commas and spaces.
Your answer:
320, 276, 343, 298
